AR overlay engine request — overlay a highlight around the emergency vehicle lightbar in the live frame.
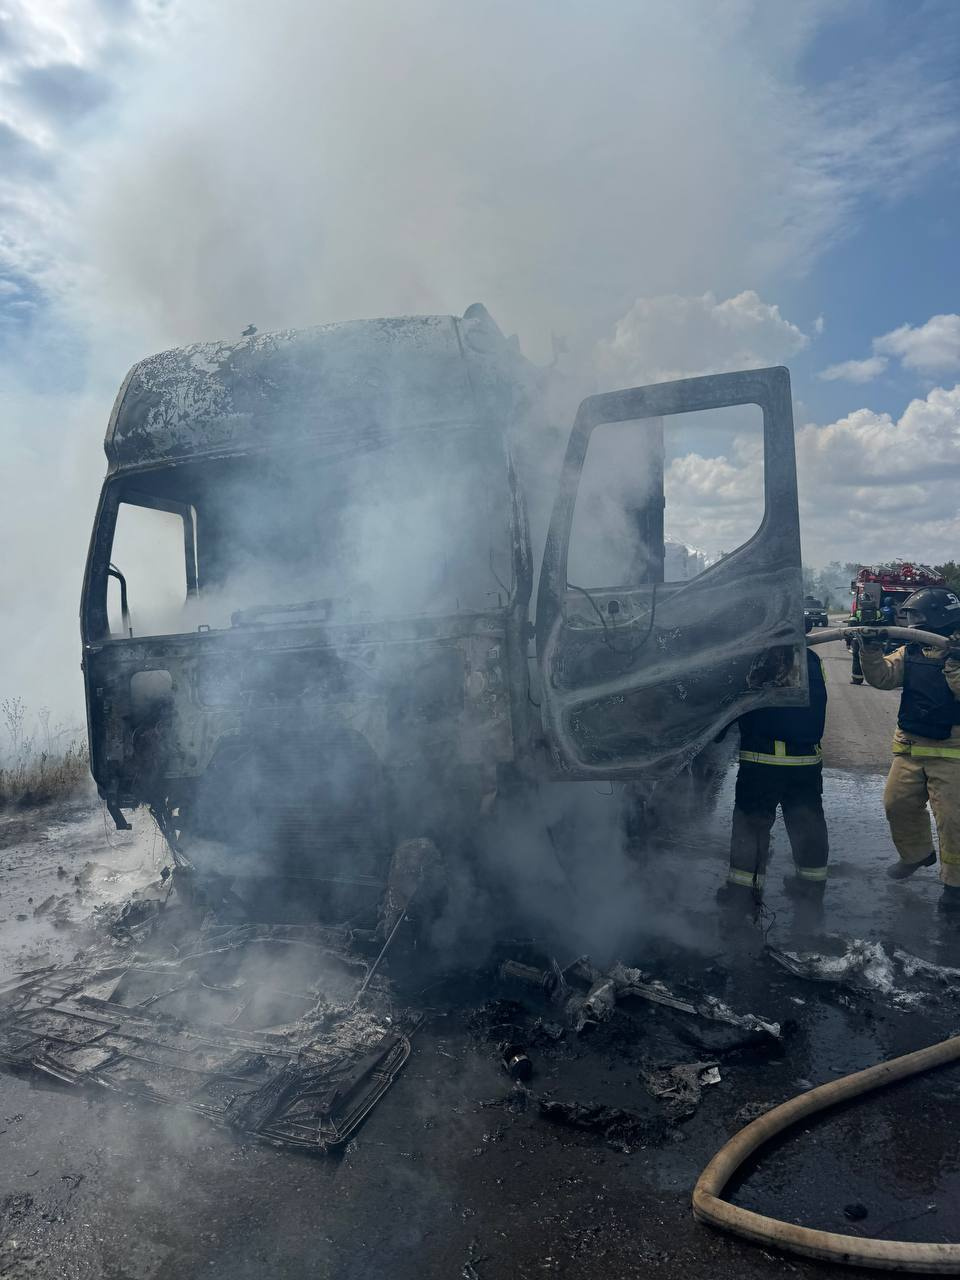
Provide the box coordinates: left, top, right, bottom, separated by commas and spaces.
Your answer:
853, 562, 946, 591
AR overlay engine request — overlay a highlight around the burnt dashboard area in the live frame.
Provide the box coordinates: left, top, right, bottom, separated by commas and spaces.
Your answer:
84, 618, 517, 881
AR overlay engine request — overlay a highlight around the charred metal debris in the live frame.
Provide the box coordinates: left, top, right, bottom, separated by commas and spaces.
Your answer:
467, 946, 782, 1148
0, 922, 417, 1154
0, 886, 788, 1155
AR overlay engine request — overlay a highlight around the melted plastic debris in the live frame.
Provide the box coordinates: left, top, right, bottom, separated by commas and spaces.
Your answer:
765, 938, 944, 1008
893, 949, 960, 985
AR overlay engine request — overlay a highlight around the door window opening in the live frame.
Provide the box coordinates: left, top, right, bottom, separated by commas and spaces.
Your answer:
567, 403, 764, 590
107, 502, 193, 638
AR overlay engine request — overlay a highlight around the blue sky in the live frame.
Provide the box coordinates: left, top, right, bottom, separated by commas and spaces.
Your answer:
1, 1, 958, 418
784, 0, 960, 422
1, 0, 959, 713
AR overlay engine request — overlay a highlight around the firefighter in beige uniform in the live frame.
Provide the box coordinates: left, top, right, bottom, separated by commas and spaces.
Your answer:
857, 587, 960, 913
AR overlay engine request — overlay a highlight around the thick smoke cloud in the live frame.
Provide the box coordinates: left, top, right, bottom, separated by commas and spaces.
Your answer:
2, 0, 958, 723
78, 0, 949, 358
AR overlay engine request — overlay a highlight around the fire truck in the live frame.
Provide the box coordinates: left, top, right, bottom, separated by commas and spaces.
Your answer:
849, 562, 946, 624
845, 563, 946, 682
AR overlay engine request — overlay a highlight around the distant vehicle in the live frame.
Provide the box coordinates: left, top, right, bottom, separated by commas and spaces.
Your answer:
803, 596, 828, 627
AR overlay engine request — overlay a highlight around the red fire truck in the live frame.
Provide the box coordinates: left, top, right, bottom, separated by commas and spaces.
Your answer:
849, 562, 946, 624
845, 563, 946, 682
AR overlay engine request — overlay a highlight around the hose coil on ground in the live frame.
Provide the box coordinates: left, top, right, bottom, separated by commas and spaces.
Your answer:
693, 1034, 960, 1272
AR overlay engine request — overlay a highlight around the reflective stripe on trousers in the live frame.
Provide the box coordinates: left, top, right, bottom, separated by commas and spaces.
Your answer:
739, 739, 823, 766
728, 867, 764, 889
728, 761, 828, 889
728, 862, 827, 889
794, 864, 828, 881
892, 740, 960, 760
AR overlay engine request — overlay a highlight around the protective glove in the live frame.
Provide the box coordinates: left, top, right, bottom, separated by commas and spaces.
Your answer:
854, 627, 886, 647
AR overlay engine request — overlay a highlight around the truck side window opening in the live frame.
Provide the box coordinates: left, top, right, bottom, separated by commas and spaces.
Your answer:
107, 502, 191, 638
566, 404, 764, 588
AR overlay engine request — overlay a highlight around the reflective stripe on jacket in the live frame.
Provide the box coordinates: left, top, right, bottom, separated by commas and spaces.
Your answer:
739, 739, 823, 766
892, 740, 960, 760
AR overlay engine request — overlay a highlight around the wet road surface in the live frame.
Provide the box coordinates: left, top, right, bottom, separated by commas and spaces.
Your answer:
2, 640, 960, 1279
817, 629, 901, 772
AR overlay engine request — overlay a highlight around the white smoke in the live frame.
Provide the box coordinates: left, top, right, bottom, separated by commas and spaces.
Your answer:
75, 0, 952, 356
3, 0, 957, 721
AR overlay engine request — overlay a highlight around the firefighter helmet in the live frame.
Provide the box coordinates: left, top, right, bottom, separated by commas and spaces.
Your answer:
898, 587, 960, 635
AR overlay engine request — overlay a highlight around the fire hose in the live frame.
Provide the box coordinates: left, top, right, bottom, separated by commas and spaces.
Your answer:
693, 623, 960, 1267
807, 625, 951, 650
693, 1033, 960, 1271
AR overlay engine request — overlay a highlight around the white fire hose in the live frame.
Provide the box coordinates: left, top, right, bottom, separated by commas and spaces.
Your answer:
807, 625, 951, 650
693, 622, 959, 1268
693, 1033, 960, 1271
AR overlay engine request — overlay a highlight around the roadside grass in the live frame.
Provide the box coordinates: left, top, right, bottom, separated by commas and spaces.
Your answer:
0, 697, 92, 809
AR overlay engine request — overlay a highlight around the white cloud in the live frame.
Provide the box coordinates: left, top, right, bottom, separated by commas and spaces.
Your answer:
823, 313, 960, 386
798, 384, 960, 485
592, 290, 808, 386
655, 383, 960, 567
3, 2, 960, 715
0, 1, 169, 297
875, 313, 960, 373
818, 355, 887, 383
663, 435, 766, 556
69, 1, 960, 357
796, 383, 960, 563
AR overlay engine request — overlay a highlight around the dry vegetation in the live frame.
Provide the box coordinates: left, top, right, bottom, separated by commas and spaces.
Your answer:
0, 697, 91, 809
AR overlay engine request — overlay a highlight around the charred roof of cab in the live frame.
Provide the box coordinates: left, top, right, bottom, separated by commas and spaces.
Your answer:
104, 305, 530, 474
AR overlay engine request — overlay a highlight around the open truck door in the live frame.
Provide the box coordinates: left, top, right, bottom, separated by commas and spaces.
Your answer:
535, 366, 804, 780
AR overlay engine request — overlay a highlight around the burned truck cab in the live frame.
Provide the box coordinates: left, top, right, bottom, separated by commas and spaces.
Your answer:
83, 304, 807, 907
82, 307, 537, 896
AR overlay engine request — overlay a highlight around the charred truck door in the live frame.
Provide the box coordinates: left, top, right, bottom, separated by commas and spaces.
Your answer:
536, 367, 804, 779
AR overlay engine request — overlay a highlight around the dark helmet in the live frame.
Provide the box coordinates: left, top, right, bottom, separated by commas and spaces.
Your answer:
898, 587, 960, 635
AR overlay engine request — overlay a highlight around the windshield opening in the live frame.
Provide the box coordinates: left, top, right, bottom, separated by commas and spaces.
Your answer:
98, 429, 515, 638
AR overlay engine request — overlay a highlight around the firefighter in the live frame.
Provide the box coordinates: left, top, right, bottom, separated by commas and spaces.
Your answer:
856, 587, 960, 913
850, 630, 865, 685
718, 617, 828, 913
850, 596, 881, 685
880, 596, 897, 625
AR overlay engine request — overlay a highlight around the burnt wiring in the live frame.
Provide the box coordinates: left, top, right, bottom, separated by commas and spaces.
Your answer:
566, 580, 658, 658
148, 797, 195, 870
757, 893, 778, 943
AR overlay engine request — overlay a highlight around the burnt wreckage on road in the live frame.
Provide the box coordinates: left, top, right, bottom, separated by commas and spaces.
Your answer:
80, 304, 805, 914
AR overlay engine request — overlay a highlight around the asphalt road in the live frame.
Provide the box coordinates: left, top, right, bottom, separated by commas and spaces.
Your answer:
817, 633, 901, 772
3, 645, 959, 1280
